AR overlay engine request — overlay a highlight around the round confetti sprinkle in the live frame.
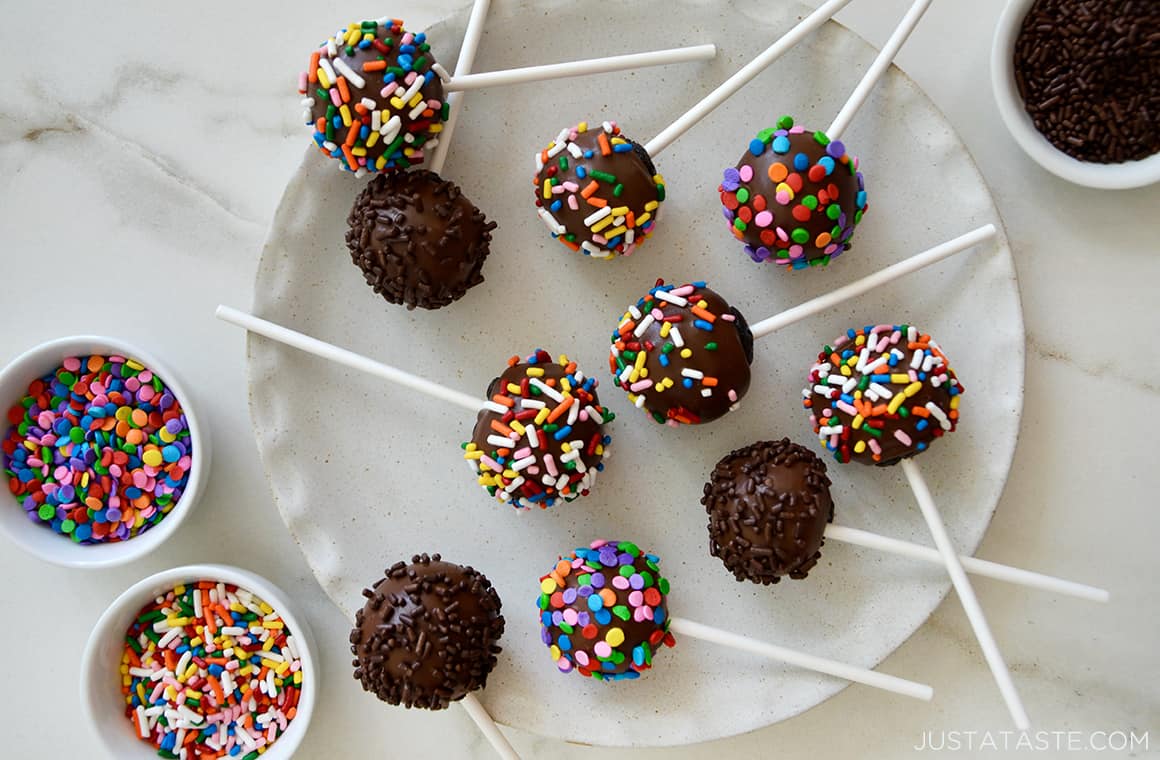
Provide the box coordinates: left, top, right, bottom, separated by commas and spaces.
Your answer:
299, 19, 449, 174
533, 122, 665, 259
3, 355, 192, 543
802, 324, 963, 465
464, 350, 613, 509
121, 581, 303, 757
719, 116, 866, 270
537, 540, 675, 681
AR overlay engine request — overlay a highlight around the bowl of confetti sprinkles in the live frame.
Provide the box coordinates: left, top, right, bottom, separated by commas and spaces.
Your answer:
0, 335, 209, 568
81, 564, 317, 760
991, 0, 1160, 189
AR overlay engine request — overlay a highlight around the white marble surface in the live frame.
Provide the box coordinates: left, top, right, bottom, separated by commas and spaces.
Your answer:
0, 1, 1156, 758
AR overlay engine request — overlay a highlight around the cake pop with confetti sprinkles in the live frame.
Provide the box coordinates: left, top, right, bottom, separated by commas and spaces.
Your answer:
533, 122, 665, 259
609, 280, 754, 425
298, 19, 449, 175
719, 116, 866, 270
351, 554, 505, 710
464, 350, 613, 509
803, 324, 963, 466
3, 354, 191, 543
538, 540, 675, 680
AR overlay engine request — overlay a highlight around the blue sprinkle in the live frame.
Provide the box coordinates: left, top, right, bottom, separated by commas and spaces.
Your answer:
550, 200, 562, 212
748, 138, 765, 156
583, 149, 594, 159
856, 190, 867, 209
819, 156, 836, 175
558, 635, 572, 651
682, 378, 693, 388
693, 319, 713, 331
594, 608, 611, 625
772, 135, 791, 154
915, 419, 929, 431
553, 425, 573, 441
613, 143, 633, 153
793, 152, 809, 171
576, 166, 587, 179
659, 354, 670, 367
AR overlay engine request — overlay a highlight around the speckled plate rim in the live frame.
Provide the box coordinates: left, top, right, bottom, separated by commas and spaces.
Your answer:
242, 0, 1026, 747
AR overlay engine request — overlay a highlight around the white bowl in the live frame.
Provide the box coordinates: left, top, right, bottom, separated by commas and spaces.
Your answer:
81, 564, 318, 760
991, 0, 1160, 189
0, 335, 210, 568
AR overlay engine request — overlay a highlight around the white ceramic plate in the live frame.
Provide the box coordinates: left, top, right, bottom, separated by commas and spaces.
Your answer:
247, 0, 1024, 747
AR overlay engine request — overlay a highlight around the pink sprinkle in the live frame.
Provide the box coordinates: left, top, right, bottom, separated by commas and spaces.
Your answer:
567, 195, 579, 211
728, 390, 738, 402
776, 226, 789, 242
329, 88, 342, 107
671, 285, 696, 297
894, 430, 913, 446
754, 210, 773, 227
869, 439, 882, 455
62, 357, 81, 372
594, 641, 612, 658
563, 608, 579, 625
574, 650, 589, 666
739, 164, 754, 182
612, 575, 630, 590
628, 590, 644, 607
788, 244, 804, 259
775, 190, 791, 205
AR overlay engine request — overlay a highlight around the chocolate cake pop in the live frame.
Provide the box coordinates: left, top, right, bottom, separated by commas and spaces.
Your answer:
702, 439, 834, 585
609, 280, 753, 425
803, 324, 962, 466
533, 122, 665, 259
464, 350, 614, 509
346, 169, 497, 310
719, 116, 866, 269
537, 540, 675, 681
299, 19, 448, 174
351, 553, 505, 709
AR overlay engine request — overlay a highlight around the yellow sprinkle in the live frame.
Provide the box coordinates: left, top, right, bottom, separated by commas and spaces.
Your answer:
534, 408, 550, 425
263, 637, 276, 651
550, 644, 561, 661
126, 360, 145, 371
591, 214, 615, 233
636, 212, 651, 225
429, 123, 443, 133
389, 97, 404, 110
903, 381, 923, 398
366, 131, 380, 148
609, 206, 629, 217
680, 349, 692, 359
887, 394, 906, 415
851, 414, 864, 429
502, 469, 518, 479
855, 335, 866, 346
577, 121, 588, 132
525, 367, 545, 377
604, 225, 628, 239
339, 104, 352, 127
560, 378, 572, 393
950, 396, 960, 410
840, 365, 852, 376
261, 659, 280, 671
275, 662, 291, 677
890, 374, 910, 384
465, 450, 482, 461
80, 472, 90, 487
184, 689, 202, 700
541, 578, 557, 593
142, 449, 163, 467
375, 156, 387, 170
350, 146, 366, 157
190, 637, 203, 648
159, 428, 176, 443
510, 420, 526, 436
316, 67, 331, 88
293, 671, 303, 685
659, 322, 671, 338
408, 92, 423, 108
854, 440, 867, 454
605, 627, 625, 647
644, 201, 659, 212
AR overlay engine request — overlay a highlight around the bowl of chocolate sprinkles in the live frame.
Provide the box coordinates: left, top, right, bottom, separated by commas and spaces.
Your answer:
992, 0, 1160, 188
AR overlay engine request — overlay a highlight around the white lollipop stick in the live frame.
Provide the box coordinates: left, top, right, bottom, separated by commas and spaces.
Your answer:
430, 0, 492, 173
824, 524, 1109, 603
826, 0, 934, 141
443, 44, 718, 93
215, 306, 483, 414
460, 693, 521, 760
645, 0, 855, 157
668, 617, 932, 701
901, 458, 1030, 728
749, 224, 996, 340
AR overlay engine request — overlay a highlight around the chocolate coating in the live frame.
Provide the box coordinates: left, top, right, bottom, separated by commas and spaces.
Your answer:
350, 554, 504, 710
533, 122, 665, 259
346, 169, 497, 310
464, 350, 613, 509
703, 439, 835, 585
804, 324, 963, 466
301, 20, 446, 174
610, 280, 753, 425
719, 116, 866, 269
538, 540, 675, 681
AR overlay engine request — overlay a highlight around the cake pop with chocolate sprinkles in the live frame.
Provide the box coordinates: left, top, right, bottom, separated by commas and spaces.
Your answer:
346, 169, 497, 310
298, 19, 449, 174
464, 350, 614, 509
719, 116, 866, 270
609, 280, 753, 425
702, 439, 835, 585
803, 323, 963, 466
533, 122, 665, 259
537, 540, 675, 681
351, 554, 505, 710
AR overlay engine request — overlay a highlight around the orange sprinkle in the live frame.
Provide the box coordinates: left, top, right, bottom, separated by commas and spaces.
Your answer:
490, 394, 515, 408
336, 76, 351, 103
345, 124, 359, 147
580, 181, 599, 199
689, 306, 716, 323
308, 52, 320, 84
363, 60, 387, 72
598, 133, 611, 156
910, 406, 930, 418
560, 238, 581, 251
490, 420, 515, 437
586, 196, 608, 208
341, 144, 357, 168
547, 396, 574, 423
315, 117, 326, 133
701, 377, 719, 387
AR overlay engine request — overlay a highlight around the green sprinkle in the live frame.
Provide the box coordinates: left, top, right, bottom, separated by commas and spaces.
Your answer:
733, 218, 748, 232
590, 170, 617, 183
756, 127, 777, 143
802, 195, 818, 210
705, 342, 718, 351
612, 183, 624, 197
813, 130, 830, 146
791, 228, 810, 244
776, 115, 794, 130
735, 188, 750, 203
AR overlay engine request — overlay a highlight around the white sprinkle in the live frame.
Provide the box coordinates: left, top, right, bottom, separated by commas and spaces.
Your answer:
634, 394, 646, 408
818, 425, 844, 435
701, 389, 713, 397
653, 290, 688, 307
318, 57, 337, 85
869, 382, 893, 398
681, 368, 704, 379
431, 62, 452, 83
537, 208, 565, 235
670, 325, 684, 348
486, 434, 514, 448
512, 456, 536, 472
583, 206, 612, 227
530, 378, 564, 402
567, 142, 584, 159
526, 426, 539, 448
602, 121, 614, 133
633, 314, 655, 338
481, 401, 508, 414
520, 398, 546, 409
325, 38, 338, 57
627, 304, 643, 320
